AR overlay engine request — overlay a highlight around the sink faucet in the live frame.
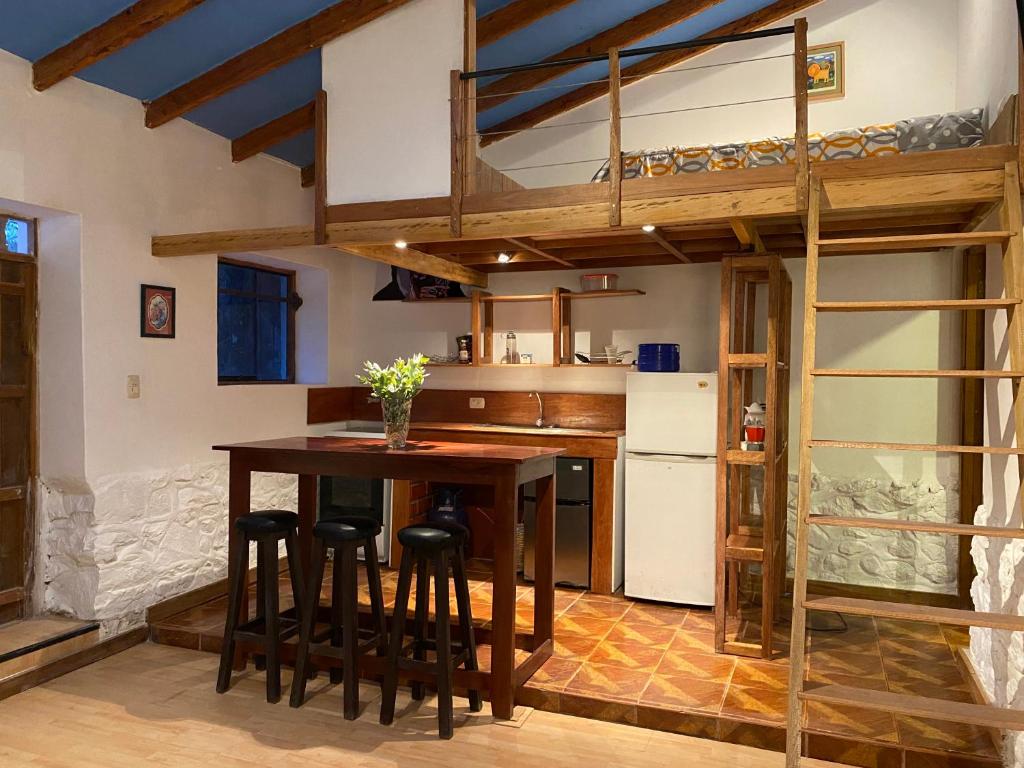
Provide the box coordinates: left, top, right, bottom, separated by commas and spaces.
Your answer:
529, 392, 544, 427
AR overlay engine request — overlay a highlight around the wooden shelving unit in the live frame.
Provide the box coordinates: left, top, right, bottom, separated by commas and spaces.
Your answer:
414, 288, 645, 368
714, 254, 792, 660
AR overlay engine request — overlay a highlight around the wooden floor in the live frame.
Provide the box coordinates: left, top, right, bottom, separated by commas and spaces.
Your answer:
0, 617, 98, 681
0, 642, 839, 767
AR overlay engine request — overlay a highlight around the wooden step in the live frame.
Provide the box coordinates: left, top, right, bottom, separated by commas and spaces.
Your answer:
814, 299, 1020, 312
0, 618, 99, 682
809, 514, 1024, 539
816, 231, 1013, 255
803, 595, 1024, 631
809, 439, 1024, 455
725, 449, 765, 465
811, 368, 1024, 378
727, 353, 767, 368
725, 533, 764, 562
799, 684, 1024, 730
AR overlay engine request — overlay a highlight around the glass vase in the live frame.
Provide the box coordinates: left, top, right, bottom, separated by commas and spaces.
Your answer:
382, 398, 412, 449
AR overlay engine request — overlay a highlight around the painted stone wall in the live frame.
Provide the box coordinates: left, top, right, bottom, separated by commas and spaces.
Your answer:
40, 462, 297, 636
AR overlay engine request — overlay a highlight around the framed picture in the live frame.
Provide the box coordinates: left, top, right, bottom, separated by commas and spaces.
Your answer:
807, 41, 845, 101
140, 284, 175, 338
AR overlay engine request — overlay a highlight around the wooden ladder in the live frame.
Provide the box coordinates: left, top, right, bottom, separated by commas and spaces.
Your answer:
785, 162, 1024, 766
715, 254, 793, 659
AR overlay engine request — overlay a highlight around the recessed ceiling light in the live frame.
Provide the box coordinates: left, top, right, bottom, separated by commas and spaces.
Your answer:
394, 240, 408, 250
497, 252, 511, 263
642, 224, 656, 233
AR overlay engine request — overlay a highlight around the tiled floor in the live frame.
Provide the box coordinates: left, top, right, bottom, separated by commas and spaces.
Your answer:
150, 560, 1001, 768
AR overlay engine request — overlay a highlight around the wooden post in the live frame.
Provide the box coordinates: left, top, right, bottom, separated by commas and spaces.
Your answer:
1000, 162, 1024, 480
714, 257, 732, 654
471, 290, 482, 366
450, 70, 465, 238
550, 288, 563, 366
560, 293, 573, 364
608, 47, 622, 227
313, 89, 327, 245
793, 18, 809, 212
463, 0, 478, 196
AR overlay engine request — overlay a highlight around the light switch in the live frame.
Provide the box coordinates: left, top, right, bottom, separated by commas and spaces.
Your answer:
469, 397, 485, 409
127, 375, 141, 399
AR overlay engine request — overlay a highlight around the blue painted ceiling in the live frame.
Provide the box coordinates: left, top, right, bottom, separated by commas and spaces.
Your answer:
0, 0, 781, 168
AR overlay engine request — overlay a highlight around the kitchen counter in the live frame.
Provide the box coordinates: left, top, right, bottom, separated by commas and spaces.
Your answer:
410, 421, 625, 439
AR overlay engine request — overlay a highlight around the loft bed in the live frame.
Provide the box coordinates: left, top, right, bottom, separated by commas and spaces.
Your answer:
151, 21, 1024, 289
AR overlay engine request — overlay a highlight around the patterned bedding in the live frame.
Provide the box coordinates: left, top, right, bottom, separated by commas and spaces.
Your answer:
591, 108, 985, 181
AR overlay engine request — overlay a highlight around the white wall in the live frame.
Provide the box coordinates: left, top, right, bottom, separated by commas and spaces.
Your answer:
322, 0, 463, 204
0, 48, 354, 630
481, 0, 960, 188
957, 0, 1019, 117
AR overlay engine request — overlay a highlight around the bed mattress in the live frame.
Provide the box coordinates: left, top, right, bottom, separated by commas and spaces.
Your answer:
592, 108, 985, 181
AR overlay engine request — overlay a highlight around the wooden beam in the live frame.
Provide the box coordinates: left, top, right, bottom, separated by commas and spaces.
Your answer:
959, 246, 985, 607
505, 238, 575, 267
477, 0, 577, 48
645, 227, 691, 263
152, 226, 315, 257
231, 101, 315, 162
608, 48, 622, 227
476, 0, 725, 113
479, 0, 823, 146
730, 218, 766, 252
451, 70, 466, 237
300, 164, 315, 188
314, 90, 327, 245
793, 17, 809, 211
145, 0, 412, 128
33, 0, 205, 91
340, 244, 488, 287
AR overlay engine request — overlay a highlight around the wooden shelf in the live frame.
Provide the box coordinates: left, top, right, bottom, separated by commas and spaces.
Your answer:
725, 449, 765, 465
727, 353, 767, 368
725, 533, 764, 562
564, 289, 645, 300
811, 368, 1024, 378
809, 439, 1024, 455
814, 299, 1020, 312
401, 296, 472, 303
799, 684, 1024, 730
816, 231, 1012, 255
808, 514, 1024, 538
803, 595, 1024, 631
481, 293, 559, 303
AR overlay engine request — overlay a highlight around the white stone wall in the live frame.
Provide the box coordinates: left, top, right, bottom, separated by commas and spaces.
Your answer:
40, 462, 298, 636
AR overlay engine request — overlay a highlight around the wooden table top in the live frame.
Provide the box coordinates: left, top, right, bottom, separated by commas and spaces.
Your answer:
214, 436, 565, 465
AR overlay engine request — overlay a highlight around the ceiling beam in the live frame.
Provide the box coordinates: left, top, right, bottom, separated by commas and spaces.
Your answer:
232, 101, 315, 162
479, 0, 823, 146
477, 0, 724, 113
340, 244, 488, 287
730, 218, 766, 252
505, 237, 576, 267
145, 0, 412, 128
645, 227, 691, 263
33, 0, 206, 91
477, 0, 578, 48
152, 225, 315, 257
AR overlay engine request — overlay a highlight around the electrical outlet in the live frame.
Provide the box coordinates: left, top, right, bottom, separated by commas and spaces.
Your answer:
127, 375, 141, 399
469, 397, 485, 409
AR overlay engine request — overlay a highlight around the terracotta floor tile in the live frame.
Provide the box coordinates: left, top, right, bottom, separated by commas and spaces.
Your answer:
554, 615, 617, 639
895, 716, 1000, 757
730, 659, 791, 691
587, 640, 667, 671
640, 674, 727, 713
804, 700, 899, 742
669, 629, 717, 655
875, 618, 947, 644
656, 650, 735, 682
562, 598, 632, 622
808, 648, 886, 680
879, 636, 956, 663
563, 662, 651, 704
622, 602, 689, 628
603, 622, 678, 648
553, 634, 601, 662
804, 670, 889, 690
941, 624, 971, 648
720, 685, 788, 724
682, 611, 716, 632
883, 658, 970, 689
527, 657, 582, 691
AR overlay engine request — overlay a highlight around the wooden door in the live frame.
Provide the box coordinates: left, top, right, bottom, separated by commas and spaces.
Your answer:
0, 214, 36, 622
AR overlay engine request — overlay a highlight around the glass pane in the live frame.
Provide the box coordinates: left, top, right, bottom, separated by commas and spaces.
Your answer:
0, 294, 26, 386
257, 270, 287, 298
218, 262, 255, 292
217, 294, 256, 379
256, 298, 287, 381
0, 498, 26, 591
3, 218, 30, 255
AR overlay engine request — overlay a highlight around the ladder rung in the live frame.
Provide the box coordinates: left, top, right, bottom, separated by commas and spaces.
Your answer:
811, 368, 1024, 379
725, 533, 764, 562
809, 515, 1024, 539
727, 353, 767, 368
799, 684, 1024, 730
816, 231, 1013, 255
803, 596, 1024, 631
725, 449, 765, 465
814, 299, 1020, 312
809, 439, 1024, 455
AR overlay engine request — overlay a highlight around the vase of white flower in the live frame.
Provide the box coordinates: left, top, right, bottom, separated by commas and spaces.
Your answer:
356, 354, 429, 449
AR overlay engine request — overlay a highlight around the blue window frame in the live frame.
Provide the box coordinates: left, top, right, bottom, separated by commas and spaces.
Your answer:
217, 259, 298, 383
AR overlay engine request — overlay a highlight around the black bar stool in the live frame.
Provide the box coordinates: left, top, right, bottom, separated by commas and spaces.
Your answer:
379, 522, 481, 739
289, 516, 388, 719
217, 509, 304, 703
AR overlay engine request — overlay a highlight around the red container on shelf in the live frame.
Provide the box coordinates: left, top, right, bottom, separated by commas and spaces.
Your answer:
744, 424, 766, 443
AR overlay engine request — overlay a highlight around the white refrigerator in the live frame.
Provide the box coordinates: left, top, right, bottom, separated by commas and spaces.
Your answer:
624, 372, 718, 605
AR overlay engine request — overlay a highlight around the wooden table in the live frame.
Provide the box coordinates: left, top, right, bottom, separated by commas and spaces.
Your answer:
213, 436, 562, 720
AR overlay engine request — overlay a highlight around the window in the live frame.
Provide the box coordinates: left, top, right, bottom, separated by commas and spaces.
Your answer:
1, 214, 33, 256
217, 259, 299, 383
